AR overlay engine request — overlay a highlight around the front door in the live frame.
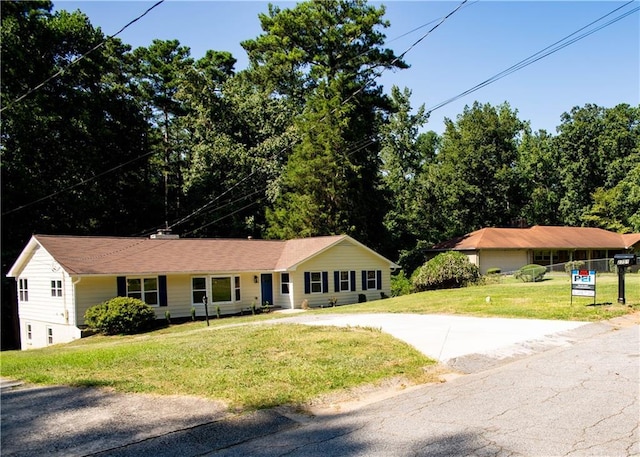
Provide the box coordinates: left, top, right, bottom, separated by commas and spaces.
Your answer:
261, 274, 273, 306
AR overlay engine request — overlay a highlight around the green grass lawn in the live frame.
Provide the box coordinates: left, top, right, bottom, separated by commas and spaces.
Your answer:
319, 274, 639, 321
1, 273, 637, 410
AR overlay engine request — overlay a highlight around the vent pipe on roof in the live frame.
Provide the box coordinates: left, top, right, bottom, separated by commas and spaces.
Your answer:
150, 229, 179, 239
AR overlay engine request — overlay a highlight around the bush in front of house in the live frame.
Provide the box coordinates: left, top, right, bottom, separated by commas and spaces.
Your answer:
564, 260, 585, 274
84, 297, 156, 335
514, 264, 547, 282
390, 270, 411, 297
411, 251, 480, 291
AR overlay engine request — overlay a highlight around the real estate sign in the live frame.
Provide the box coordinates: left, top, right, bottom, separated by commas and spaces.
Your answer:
571, 269, 596, 299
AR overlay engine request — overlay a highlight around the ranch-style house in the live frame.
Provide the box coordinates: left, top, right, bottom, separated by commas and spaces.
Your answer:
8, 233, 399, 349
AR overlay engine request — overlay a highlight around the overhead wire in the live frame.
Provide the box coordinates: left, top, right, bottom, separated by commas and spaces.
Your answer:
162, 0, 475, 236
2, 149, 157, 216
426, 0, 638, 114
1, 0, 167, 216
1, 0, 165, 115
2, 0, 470, 232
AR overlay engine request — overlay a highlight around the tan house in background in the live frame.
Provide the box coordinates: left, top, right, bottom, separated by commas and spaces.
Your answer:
7, 233, 398, 349
431, 226, 640, 275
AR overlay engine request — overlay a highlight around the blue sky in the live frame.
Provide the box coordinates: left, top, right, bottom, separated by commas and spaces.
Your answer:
54, 1, 639, 134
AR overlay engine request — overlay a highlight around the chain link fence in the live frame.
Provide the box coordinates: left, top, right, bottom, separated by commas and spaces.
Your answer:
542, 258, 639, 276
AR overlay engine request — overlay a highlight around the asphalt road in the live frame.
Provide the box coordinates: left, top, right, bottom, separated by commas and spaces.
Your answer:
1, 315, 638, 457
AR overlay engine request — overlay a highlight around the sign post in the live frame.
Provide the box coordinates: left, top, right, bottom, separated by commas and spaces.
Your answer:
571, 270, 596, 306
202, 294, 210, 327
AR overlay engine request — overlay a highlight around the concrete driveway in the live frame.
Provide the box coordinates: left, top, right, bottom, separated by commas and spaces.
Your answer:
274, 312, 589, 371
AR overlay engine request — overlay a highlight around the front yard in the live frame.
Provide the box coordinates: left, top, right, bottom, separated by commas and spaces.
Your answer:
1, 274, 637, 410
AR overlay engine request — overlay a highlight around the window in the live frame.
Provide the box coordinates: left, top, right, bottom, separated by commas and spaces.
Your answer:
281, 273, 290, 294
192, 277, 207, 304
127, 277, 158, 306
534, 251, 552, 262
51, 280, 62, 297
47, 327, 53, 345
361, 270, 382, 291
367, 270, 377, 289
310, 272, 322, 293
338, 271, 350, 291
19, 279, 28, 302
211, 277, 232, 303
304, 271, 328, 294
234, 276, 241, 301
26, 323, 32, 341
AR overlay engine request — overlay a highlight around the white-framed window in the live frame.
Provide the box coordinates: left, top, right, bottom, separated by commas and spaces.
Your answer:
19, 278, 28, 302
192, 277, 207, 304
365, 270, 378, 290
26, 323, 32, 341
281, 273, 290, 294
46, 327, 53, 345
310, 272, 322, 294
234, 276, 241, 301
51, 280, 62, 297
211, 277, 232, 303
192, 276, 240, 304
338, 271, 350, 291
127, 277, 158, 306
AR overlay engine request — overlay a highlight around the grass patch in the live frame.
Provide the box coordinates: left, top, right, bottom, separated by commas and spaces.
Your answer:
320, 274, 638, 321
0, 324, 435, 410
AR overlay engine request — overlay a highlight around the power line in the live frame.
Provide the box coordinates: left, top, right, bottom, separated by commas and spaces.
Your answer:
160, 0, 475, 236
394, 0, 470, 64
2, 149, 157, 216
427, 1, 638, 115
0, 0, 165, 114
342, 0, 471, 107
183, 198, 264, 237
5, 1, 465, 227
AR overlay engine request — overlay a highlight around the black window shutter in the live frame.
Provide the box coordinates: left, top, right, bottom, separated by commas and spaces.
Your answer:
362, 270, 368, 291
159, 275, 168, 307
117, 276, 126, 297
322, 272, 329, 293
350, 271, 356, 291
304, 272, 311, 294
334, 271, 340, 292
376, 270, 382, 290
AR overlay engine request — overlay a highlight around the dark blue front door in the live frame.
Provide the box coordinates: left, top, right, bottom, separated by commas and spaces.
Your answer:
261, 274, 273, 306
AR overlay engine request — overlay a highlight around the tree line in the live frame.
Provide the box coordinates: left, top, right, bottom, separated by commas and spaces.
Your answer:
2, 1, 638, 346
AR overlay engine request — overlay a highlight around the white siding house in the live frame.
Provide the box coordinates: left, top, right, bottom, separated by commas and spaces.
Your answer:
8, 234, 399, 349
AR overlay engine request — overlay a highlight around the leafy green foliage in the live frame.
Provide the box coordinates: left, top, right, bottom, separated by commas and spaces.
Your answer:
564, 261, 586, 274
84, 297, 156, 335
514, 264, 547, 282
411, 251, 480, 291
434, 102, 527, 236
2, 0, 639, 351
390, 271, 411, 297
486, 268, 501, 275
253, 0, 407, 246
555, 104, 640, 226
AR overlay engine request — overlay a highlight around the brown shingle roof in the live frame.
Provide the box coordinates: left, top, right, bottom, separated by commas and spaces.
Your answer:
31, 234, 347, 276
433, 226, 639, 250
